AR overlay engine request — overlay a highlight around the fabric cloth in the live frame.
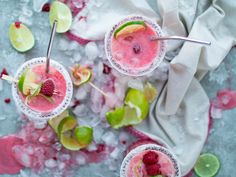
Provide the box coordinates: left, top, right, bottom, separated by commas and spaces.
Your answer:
70, 0, 236, 175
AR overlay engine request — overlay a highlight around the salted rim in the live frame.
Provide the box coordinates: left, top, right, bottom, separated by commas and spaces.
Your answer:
12, 57, 73, 121
104, 15, 166, 76
120, 144, 181, 177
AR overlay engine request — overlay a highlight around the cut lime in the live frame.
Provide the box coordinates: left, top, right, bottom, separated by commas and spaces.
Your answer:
74, 126, 93, 146
48, 110, 69, 134
18, 68, 37, 95
194, 153, 220, 177
106, 107, 125, 129
49, 1, 72, 33
114, 21, 146, 39
9, 22, 35, 52
58, 116, 77, 138
72, 67, 92, 86
60, 132, 82, 151
144, 82, 158, 103
124, 88, 149, 120
30, 83, 42, 97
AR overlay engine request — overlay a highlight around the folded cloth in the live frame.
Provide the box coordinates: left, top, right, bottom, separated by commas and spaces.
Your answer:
70, 0, 236, 175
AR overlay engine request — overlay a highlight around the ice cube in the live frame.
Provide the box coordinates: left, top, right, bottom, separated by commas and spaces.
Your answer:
87, 142, 98, 151
19, 170, 28, 177
75, 87, 88, 100
110, 147, 121, 159
73, 51, 82, 62
101, 131, 117, 146
105, 92, 119, 108
22, 6, 33, 17
58, 38, 70, 51
58, 162, 66, 170
12, 145, 32, 167
85, 42, 99, 60
33, 0, 48, 12
93, 126, 105, 143
90, 89, 104, 113
211, 106, 222, 119
33, 120, 47, 129
128, 78, 144, 91
73, 104, 88, 117
52, 142, 62, 151
119, 132, 129, 145
114, 80, 126, 101
68, 41, 79, 50
45, 159, 57, 168
99, 105, 110, 119
71, 0, 83, 8
75, 153, 87, 165
19, 15, 32, 26
59, 154, 71, 162
0, 116, 6, 121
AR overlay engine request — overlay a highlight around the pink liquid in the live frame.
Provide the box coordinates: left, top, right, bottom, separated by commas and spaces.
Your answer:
127, 150, 175, 177
20, 64, 67, 112
111, 24, 159, 70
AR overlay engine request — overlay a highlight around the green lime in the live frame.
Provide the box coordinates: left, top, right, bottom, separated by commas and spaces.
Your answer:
58, 116, 77, 138
9, 22, 35, 52
73, 68, 92, 86
74, 126, 93, 146
194, 153, 220, 177
30, 83, 42, 97
60, 133, 82, 151
18, 68, 37, 95
48, 110, 69, 134
106, 107, 125, 129
114, 21, 146, 38
124, 88, 149, 120
144, 82, 158, 103
49, 1, 72, 33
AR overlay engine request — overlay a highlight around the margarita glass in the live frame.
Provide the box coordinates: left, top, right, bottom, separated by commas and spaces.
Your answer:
12, 57, 73, 121
120, 144, 181, 177
105, 15, 166, 76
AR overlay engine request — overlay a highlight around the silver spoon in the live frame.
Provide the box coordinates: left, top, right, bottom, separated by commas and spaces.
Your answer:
45, 20, 58, 74
150, 36, 211, 45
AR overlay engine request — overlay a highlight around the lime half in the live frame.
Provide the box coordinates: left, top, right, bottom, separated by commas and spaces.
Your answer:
74, 126, 93, 146
194, 153, 220, 177
18, 68, 37, 95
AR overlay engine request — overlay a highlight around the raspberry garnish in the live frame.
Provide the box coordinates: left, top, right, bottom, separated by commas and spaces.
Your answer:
42, 3, 50, 12
15, 22, 21, 28
133, 43, 141, 54
0, 68, 8, 78
4, 98, 11, 104
103, 64, 111, 74
145, 163, 161, 176
40, 79, 55, 97
143, 151, 159, 165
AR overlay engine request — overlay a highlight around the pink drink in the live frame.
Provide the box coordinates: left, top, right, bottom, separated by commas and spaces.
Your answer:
20, 64, 66, 112
105, 16, 166, 76
120, 144, 181, 177
111, 24, 159, 70
127, 150, 175, 177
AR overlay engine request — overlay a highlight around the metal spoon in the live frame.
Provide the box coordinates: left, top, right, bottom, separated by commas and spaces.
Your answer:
150, 36, 211, 45
45, 20, 58, 74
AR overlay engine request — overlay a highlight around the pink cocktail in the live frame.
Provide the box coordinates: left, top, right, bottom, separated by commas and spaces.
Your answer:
105, 16, 166, 76
12, 57, 73, 121
120, 144, 181, 177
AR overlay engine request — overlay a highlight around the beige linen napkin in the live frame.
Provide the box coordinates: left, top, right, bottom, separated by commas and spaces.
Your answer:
70, 0, 236, 175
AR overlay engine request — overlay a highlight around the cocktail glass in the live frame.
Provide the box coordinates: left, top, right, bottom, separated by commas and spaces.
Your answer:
105, 15, 166, 76
12, 57, 73, 121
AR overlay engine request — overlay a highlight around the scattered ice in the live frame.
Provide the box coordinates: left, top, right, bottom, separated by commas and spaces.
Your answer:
105, 92, 119, 108
73, 104, 88, 117
75, 87, 88, 100
85, 42, 99, 60
93, 126, 105, 143
101, 131, 117, 146
119, 132, 130, 145
110, 147, 121, 159
211, 106, 223, 119
33, 0, 48, 12
128, 78, 144, 91
58, 162, 66, 170
90, 89, 104, 113
45, 159, 57, 168
68, 41, 79, 51
87, 142, 98, 151
19, 170, 28, 177
0, 116, 6, 121
114, 80, 126, 101
12, 146, 32, 167
0, 80, 3, 91
22, 6, 33, 17
75, 153, 87, 165
71, 0, 84, 8
99, 105, 110, 119
19, 15, 32, 26
52, 142, 62, 151
59, 154, 71, 162
72, 51, 82, 62
58, 38, 70, 51
33, 120, 47, 129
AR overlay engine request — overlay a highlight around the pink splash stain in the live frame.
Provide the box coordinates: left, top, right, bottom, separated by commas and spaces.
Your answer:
212, 89, 236, 110
0, 136, 24, 174
65, 32, 90, 45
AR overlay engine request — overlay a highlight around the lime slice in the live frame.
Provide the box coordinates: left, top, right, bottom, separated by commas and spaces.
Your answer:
48, 110, 69, 134
9, 22, 35, 52
74, 126, 93, 146
60, 132, 82, 151
106, 107, 125, 129
144, 82, 158, 103
49, 1, 72, 33
30, 83, 42, 97
124, 88, 149, 120
58, 116, 77, 138
18, 68, 37, 95
72, 67, 92, 86
114, 21, 146, 39
194, 153, 220, 177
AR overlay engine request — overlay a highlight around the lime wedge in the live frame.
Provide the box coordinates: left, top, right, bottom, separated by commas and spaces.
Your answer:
72, 67, 92, 86
106, 107, 125, 129
48, 110, 69, 134
58, 116, 77, 138
194, 153, 220, 177
144, 82, 158, 103
114, 21, 146, 39
30, 83, 42, 97
18, 68, 37, 95
9, 22, 35, 52
60, 132, 82, 151
49, 1, 72, 33
74, 126, 93, 146
124, 88, 149, 120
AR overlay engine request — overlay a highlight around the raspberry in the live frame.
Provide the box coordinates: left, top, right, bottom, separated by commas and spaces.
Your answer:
42, 3, 50, 12
145, 163, 161, 176
0, 68, 8, 78
143, 151, 159, 165
4, 98, 11, 104
133, 43, 141, 54
103, 64, 111, 74
40, 79, 55, 97
15, 22, 21, 28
